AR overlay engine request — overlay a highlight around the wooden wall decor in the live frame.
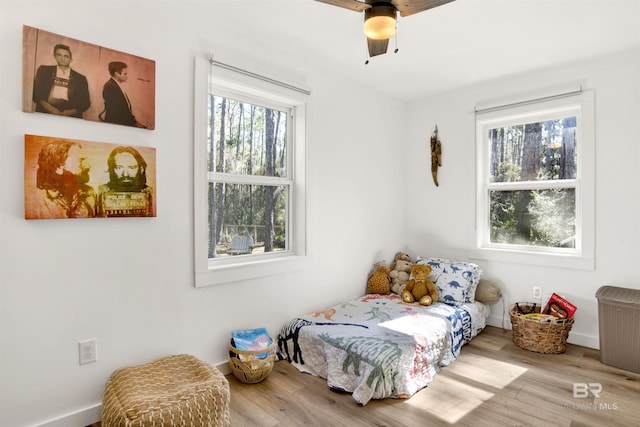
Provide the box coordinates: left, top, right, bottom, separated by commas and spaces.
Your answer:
430, 125, 442, 186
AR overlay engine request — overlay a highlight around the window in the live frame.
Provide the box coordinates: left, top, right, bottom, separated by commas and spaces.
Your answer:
194, 58, 309, 286
208, 94, 290, 258
472, 90, 594, 269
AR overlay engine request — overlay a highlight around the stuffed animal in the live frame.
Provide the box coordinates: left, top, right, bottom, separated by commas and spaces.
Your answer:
389, 252, 413, 294
366, 260, 391, 295
402, 264, 438, 306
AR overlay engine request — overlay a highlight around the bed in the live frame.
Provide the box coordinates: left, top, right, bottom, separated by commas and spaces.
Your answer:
276, 257, 490, 405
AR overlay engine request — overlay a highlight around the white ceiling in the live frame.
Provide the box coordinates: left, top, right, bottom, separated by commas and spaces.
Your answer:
214, 0, 640, 102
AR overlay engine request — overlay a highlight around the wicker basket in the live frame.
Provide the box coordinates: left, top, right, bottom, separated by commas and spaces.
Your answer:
228, 342, 275, 384
509, 303, 574, 354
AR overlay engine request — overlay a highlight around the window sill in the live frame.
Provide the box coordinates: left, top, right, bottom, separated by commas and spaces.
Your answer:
195, 253, 310, 287
468, 247, 594, 271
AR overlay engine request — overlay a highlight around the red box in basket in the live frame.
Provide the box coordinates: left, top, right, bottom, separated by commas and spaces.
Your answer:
542, 293, 577, 319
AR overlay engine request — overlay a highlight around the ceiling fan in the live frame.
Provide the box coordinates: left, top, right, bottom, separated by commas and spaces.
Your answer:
315, 0, 456, 60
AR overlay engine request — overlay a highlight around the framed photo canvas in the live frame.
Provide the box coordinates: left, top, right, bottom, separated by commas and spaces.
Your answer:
24, 134, 157, 219
22, 25, 155, 129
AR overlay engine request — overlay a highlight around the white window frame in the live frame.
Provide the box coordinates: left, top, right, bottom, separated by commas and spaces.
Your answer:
470, 89, 595, 270
193, 57, 309, 287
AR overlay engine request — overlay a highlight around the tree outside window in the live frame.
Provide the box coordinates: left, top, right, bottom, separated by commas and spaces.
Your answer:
194, 58, 308, 287
473, 90, 595, 272
208, 94, 291, 258
487, 116, 577, 248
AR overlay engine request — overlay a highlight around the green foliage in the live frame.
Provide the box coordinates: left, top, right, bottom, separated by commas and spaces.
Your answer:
211, 96, 287, 177
490, 190, 518, 243
529, 189, 575, 247
495, 162, 521, 183
208, 95, 289, 253
488, 117, 577, 247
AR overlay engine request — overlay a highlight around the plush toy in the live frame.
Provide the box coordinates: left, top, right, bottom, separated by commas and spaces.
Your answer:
389, 252, 413, 294
474, 279, 501, 304
402, 264, 438, 306
366, 260, 391, 295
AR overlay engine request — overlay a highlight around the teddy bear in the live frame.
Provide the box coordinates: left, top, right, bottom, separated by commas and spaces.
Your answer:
401, 264, 438, 306
366, 260, 391, 295
389, 252, 413, 294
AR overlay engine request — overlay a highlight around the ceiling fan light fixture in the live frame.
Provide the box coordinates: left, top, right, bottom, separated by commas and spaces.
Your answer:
363, 4, 396, 40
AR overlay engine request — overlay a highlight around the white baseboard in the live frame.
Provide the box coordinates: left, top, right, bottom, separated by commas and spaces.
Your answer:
486, 314, 599, 350
486, 313, 510, 330
35, 403, 101, 427
566, 331, 599, 349
215, 360, 231, 375
33, 362, 232, 427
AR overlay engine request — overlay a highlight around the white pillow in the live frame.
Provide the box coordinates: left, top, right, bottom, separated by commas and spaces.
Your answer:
416, 257, 482, 306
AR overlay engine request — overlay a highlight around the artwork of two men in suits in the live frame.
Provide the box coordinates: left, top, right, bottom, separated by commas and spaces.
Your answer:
23, 25, 155, 129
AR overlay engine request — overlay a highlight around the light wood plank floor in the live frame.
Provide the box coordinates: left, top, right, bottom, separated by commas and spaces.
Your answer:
228, 326, 640, 426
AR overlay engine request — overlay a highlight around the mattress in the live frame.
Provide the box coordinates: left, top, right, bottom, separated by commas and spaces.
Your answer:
277, 293, 490, 405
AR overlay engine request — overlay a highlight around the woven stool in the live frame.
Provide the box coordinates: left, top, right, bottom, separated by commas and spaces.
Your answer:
101, 354, 230, 427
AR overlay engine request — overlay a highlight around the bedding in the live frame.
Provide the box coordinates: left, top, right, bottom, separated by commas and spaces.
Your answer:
277, 293, 490, 405
416, 257, 482, 305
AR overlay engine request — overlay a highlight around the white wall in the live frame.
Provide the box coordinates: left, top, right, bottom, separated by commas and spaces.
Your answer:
3, 1, 639, 426
405, 48, 640, 348
0, 2, 407, 426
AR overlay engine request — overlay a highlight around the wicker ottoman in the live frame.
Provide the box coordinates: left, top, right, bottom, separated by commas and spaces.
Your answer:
101, 354, 230, 427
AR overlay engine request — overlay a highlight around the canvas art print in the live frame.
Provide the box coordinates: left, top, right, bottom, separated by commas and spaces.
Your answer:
22, 25, 155, 129
24, 134, 156, 219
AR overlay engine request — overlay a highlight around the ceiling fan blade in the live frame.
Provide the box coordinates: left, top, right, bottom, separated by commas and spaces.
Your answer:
314, 0, 371, 13
392, 0, 456, 17
367, 38, 389, 57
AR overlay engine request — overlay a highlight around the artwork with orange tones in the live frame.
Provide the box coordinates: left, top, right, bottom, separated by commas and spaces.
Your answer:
24, 134, 156, 220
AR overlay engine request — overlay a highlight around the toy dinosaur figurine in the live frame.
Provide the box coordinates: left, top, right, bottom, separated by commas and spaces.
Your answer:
430, 125, 442, 186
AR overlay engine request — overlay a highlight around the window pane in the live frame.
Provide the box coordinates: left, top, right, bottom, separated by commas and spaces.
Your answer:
489, 188, 575, 248
208, 95, 288, 177
208, 183, 288, 258
488, 117, 577, 183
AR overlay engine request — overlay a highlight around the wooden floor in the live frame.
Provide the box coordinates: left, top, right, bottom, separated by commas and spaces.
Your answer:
228, 326, 640, 426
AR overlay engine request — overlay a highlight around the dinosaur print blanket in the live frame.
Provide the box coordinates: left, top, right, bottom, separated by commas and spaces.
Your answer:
277, 294, 489, 405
